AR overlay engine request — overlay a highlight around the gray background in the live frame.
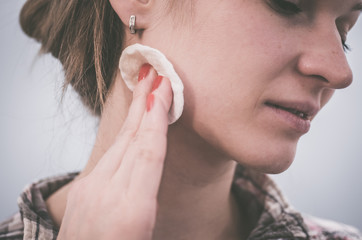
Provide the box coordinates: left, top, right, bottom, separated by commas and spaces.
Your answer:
1, 0, 361, 230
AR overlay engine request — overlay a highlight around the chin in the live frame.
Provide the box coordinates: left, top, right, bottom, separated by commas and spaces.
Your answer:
229, 140, 297, 175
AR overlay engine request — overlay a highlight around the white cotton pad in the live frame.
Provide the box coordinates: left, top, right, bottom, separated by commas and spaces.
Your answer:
119, 44, 184, 124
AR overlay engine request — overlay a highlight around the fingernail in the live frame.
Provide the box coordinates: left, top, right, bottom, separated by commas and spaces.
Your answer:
146, 93, 155, 112
138, 63, 151, 82
151, 76, 163, 92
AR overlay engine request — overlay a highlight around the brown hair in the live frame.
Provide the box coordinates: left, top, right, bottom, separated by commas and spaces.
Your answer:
20, 0, 124, 116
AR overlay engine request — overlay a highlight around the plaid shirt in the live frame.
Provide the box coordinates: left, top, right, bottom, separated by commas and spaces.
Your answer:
0, 166, 361, 240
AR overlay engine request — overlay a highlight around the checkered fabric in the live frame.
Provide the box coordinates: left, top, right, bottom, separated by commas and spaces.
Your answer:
0, 166, 360, 239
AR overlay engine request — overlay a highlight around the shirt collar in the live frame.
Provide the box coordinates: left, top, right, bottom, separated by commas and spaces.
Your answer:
17, 167, 309, 239
233, 165, 309, 239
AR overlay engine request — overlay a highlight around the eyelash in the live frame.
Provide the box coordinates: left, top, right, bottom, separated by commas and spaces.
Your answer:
342, 39, 351, 53
269, 0, 352, 53
269, 0, 302, 16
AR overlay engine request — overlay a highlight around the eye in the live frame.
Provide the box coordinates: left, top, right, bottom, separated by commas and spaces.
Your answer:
340, 29, 352, 53
342, 39, 351, 53
268, 0, 302, 16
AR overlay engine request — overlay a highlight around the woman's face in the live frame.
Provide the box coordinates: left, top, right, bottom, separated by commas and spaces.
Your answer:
137, 0, 361, 173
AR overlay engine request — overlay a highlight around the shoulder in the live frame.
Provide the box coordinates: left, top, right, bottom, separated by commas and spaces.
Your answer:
304, 214, 362, 240
0, 212, 23, 240
0, 172, 79, 240
232, 165, 361, 240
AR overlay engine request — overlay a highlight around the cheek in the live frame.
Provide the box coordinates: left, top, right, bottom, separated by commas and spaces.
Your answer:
151, 1, 304, 173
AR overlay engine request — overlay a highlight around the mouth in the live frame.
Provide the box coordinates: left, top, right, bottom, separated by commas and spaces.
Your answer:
265, 100, 319, 121
265, 102, 310, 120
264, 100, 319, 134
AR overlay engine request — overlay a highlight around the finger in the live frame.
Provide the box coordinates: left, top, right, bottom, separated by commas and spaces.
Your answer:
113, 76, 173, 197
93, 64, 158, 178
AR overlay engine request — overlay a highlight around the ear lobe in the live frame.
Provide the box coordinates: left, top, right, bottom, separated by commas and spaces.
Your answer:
109, 0, 154, 31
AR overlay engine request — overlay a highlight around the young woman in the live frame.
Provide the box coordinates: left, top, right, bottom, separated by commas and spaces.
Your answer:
1, 0, 361, 239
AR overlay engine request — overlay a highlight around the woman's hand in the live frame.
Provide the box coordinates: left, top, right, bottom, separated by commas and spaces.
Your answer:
57, 64, 173, 240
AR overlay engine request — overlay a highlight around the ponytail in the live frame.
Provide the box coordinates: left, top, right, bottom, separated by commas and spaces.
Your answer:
20, 0, 124, 116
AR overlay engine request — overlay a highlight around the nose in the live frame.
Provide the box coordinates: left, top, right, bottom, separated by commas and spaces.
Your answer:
296, 26, 353, 89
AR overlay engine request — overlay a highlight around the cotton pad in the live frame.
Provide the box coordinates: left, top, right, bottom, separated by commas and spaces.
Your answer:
119, 44, 184, 124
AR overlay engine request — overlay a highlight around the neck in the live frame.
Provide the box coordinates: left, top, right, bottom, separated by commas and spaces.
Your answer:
152, 124, 246, 239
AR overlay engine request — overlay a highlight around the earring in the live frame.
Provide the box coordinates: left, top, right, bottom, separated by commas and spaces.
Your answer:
129, 15, 136, 34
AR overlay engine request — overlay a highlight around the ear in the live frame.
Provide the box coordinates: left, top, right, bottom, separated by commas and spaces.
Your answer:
109, 0, 155, 32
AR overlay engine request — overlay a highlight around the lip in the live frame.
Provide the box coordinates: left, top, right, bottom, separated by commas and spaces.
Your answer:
264, 100, 320, 134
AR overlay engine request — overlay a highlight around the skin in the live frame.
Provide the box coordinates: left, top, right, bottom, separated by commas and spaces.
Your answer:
46, 0, 361, 239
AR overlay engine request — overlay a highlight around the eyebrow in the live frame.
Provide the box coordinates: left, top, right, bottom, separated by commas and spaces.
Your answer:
352, 2, 362, 11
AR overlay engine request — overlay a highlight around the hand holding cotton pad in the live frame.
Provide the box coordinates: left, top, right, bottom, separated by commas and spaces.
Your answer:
119, 44, 184, 124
